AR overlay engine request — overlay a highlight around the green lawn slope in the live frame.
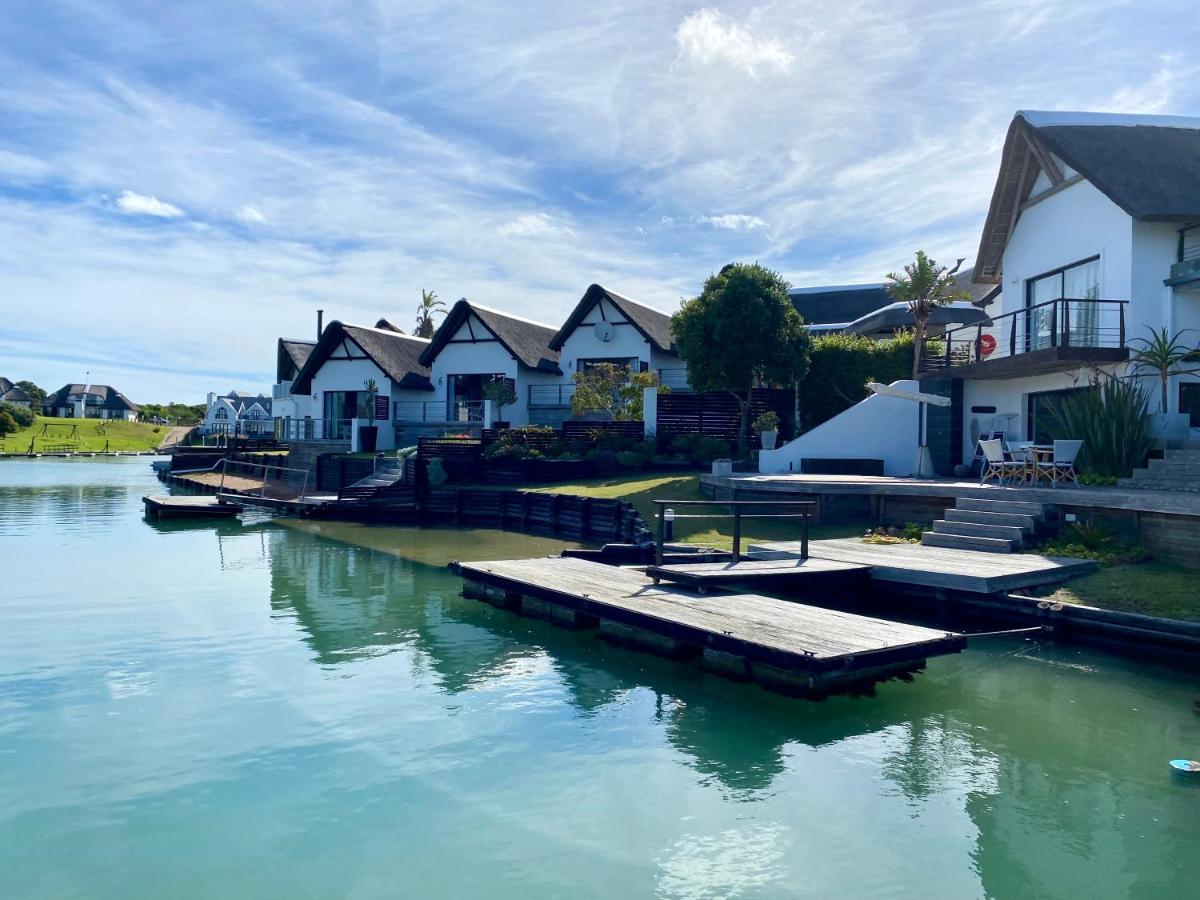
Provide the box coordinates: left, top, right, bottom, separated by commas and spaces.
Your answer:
1, 416, 165, 453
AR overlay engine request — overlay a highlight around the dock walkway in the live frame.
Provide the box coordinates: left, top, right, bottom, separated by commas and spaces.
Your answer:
142, 494, 239, 519
645, 557, 869, 591
452, 556, 965, 696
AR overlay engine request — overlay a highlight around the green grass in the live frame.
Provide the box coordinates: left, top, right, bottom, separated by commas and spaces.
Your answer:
1, 416, 165, 453
522, 472, 864, 549
1044, 561, 1200, 622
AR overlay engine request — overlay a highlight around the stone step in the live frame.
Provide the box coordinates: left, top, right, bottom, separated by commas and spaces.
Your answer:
920, 531, 1017, 553
1140, 461, 1200, 477
955, 497, 1046, 517
933, 519, 1026, 543
944, 508, 1038, 532
1118, 479, 1200, 492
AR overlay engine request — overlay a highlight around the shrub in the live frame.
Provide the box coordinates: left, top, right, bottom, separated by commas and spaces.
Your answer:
616, 450, 644, 469
1036, 519, 1152, 566
0, 410, 16, 437
799, 332, 913, 431
0, 401, 34, 428
689, 436, 732, 465
426, 458, 448, 487
1047, 372, 1151, 479
669, 433, 702, 455
752, 410, 779, 433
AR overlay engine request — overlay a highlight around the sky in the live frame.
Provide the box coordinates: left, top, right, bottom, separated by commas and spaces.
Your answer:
1, 1, 1198, 403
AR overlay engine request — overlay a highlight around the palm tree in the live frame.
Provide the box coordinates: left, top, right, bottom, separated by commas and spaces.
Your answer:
414, 289, 445, 338
885, 251, 970, 378
1129, 326, 1200, 413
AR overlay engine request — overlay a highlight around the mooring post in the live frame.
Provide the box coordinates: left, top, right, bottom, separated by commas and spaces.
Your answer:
731, 504, 741, 563
801, 510, 809, 559
655, 501, 665, 567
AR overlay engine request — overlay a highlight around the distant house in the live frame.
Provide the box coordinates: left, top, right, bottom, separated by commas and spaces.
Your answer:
43, 384, 138, 421
272, 338, 317, 431
201, 391, 273, 435
0, 377, 31, 408
788, 275, 994, 337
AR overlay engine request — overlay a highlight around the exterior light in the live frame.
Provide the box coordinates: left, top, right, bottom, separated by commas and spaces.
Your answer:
664, 507, 675, 542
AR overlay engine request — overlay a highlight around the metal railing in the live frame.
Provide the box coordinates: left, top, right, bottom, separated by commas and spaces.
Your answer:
216, 457, 312, 503
392, 400, 484, 423
920, 298, 1127, 372
276, 418, 355, 441
651, 498, 816, 565
528, 383, 575, 406
657, 368, 692, 391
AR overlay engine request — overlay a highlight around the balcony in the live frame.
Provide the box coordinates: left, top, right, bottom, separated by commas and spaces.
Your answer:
277, 418, 355, 441
1168, 224, 1200, 287
393, 400, 484, 423
272, 380, 294, 400
657, 368, 692, 391
919, 298, 1129, 380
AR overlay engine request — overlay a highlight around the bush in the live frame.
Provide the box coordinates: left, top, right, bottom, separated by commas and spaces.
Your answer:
1037, 520, 1152, 566
0, 402, 34, 428
669, 433, 701, 455
689, 436, 732, 465
751, 410, 779, 433
1047, 373, 1151, 479
799, 332, 913, 431
426, 457, 448, 487
0, 410, 16, 437
616, 450, 644, 469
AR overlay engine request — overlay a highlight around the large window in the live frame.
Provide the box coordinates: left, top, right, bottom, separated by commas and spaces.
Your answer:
1026, 257, 1101, 350
1027, 386, 1097, 444
1182, 383, 1200, 428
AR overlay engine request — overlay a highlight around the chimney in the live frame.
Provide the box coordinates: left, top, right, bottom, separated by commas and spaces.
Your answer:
317, 309, 324, 340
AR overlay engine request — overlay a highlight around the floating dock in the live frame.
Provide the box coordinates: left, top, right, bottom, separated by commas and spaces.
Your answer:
645, 556, 870, 592
142, 494, 240, 519
751, 538, 1097, 594
451, 556, 965, 697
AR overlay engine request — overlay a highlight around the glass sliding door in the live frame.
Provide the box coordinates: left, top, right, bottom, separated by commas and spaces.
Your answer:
1025, 256, 1101, 351
322, 391, 356, 439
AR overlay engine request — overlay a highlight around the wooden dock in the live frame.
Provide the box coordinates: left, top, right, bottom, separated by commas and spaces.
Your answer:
451, 556, 965, 697
142, 494, 240, 519
752, 538, 1097, 594
645, 557, 870, 592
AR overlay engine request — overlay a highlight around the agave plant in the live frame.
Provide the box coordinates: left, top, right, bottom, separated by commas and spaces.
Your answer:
1048, 370, 1151, 479
1128, 326, 1200, 413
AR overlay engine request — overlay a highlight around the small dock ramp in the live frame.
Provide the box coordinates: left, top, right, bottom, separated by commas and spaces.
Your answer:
452, 556, 964, 697
645, 557, 870, 592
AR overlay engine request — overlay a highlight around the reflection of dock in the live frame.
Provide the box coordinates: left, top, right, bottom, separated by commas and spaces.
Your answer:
451, 556, 965, 697
143, 494, 239, 519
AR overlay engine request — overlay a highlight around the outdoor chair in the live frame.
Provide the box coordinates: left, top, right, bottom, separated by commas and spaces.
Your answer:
1035, 439, 1083, 488
979, 439, 1024, 486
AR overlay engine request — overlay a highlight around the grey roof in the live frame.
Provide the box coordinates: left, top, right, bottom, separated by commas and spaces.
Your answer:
951, 267, 1001, 307
420, 299, 561, 373
219, 392, 272, 415
787, 284, 892, 326
44, 384, 138, 412
292, 322, 434, 394
549, 284, 676, 354
975, 111, 1200, 282
2, 386, 30, 403
0, 377, 12, 393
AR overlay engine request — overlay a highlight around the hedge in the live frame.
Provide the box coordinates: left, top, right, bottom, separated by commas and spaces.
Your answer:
798, 332, 913, 432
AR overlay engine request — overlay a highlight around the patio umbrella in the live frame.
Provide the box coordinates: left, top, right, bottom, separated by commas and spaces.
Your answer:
867, 382, 952, 478
842, 301, 990, 336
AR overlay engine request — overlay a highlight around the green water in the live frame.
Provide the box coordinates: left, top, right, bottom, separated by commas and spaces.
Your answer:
1, 458, 1198, 899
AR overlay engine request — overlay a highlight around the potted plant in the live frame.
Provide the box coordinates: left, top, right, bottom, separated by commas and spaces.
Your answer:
358, 378, 380, 453
482, 378, 517, 429
752, 410, 780, 451
1129, 326, 1199, 444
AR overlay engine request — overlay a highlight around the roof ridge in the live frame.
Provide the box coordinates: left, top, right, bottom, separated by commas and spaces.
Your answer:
467, 301, 557, 331
1020, 109, 1200, 130
343, 323, 432, 343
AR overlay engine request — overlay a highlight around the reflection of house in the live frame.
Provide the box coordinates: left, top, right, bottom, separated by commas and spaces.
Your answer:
202, 391, 273, 435
0, 377, 31, 408
940, 110, 1200, 454
43, 384, 138, 421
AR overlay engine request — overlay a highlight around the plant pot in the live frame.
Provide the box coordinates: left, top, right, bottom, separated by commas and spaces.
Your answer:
760, 430, 778, 451
1148, 412, 1191, 445
358, 424, 378, 453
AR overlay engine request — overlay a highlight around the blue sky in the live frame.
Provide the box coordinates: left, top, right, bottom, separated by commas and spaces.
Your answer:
1, 1, 1197, 402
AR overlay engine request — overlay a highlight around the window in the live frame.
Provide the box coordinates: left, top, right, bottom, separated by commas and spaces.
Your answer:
214, 407, 228, 420
1025, 257, 1100, 350
1027, 386, 1096, 444
1182, 383, 1200, 428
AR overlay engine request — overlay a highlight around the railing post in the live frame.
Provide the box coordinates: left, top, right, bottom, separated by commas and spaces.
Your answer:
731, 504, 741, 563
1062, 300, 1071, 347
1119, 302, 1126, 347
943, 334, 951, 369
655, 501, 665, 567
801, 510, 809, 560
974, 324, 982, 363
1009, 313, 1017, 357
1049, 302, 1058, 348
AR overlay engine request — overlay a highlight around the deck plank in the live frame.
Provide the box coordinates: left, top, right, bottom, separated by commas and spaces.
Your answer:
645, 557, 869, 589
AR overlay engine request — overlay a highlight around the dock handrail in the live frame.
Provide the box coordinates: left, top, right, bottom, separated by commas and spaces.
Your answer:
651, 499, 816, 565
217, 457, 311, 502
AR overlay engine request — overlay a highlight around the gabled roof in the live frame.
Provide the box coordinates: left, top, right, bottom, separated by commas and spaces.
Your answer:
419, 299, 561, 373
277, 338, 316, 382
2, 385, 30, 403
292, 322, 434, 394
787, 284, 892, 326
44, 384, 138, 412
548, 284, 676, 354
975, 110, 1200, 283
0, 377, 12, 393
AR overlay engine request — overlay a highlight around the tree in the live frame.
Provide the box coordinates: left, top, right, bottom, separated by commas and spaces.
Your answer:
0, 410, 17, 437
414, 289, 445, 338
1128, 326, 1200, 413
15, 380, 46, 406
482, 377, 517, 422
570, 363, 667, 420
884, 251, 970, 377
671, 262, 810, 450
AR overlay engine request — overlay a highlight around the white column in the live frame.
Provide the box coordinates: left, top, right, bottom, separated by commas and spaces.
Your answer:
483, 399, 495, 429
642, 387, 658, 439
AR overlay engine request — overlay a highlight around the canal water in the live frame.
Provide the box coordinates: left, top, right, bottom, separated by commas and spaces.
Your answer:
1, 458, 1197, 899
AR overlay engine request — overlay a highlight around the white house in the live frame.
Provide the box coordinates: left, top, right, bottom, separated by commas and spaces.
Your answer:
289, 321, 434, 449
202, 391, 273, 436
0, 377, 31, 408
272, 338, 316, 430
42, 384, 138, 421
943, 110, 1200, 459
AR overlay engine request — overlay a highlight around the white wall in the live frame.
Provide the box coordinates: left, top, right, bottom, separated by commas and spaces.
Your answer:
557, 296, 686, 387
758, 380, 921, 476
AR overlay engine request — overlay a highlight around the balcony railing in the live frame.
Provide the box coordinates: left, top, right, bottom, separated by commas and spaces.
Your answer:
276, 418, 356, 441
657, 368, 692, 391
272, 380, 294, 400
392, 400, 484, 423
528, 384, 575, 407
920, 298, 1127, 373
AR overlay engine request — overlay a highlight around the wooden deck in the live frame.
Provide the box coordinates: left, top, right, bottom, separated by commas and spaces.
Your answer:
752, 538, 1096, 594
645, 557, 870, 591
143, 494, 239, 519
451, 556, 964, 696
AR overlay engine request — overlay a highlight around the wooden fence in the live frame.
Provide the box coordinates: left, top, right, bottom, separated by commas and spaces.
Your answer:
422, 488, 651, 544
656, 388, 795, 449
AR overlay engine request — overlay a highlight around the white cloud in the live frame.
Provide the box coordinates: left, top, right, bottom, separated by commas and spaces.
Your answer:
498, 212, 574, 238
698, 213, 767, 231
115, 190, 184, 218
675, 8, 793, 77
235, 205, 267, 225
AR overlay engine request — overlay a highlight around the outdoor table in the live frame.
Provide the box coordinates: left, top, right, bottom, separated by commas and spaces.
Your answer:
1027, 445, 1055, 484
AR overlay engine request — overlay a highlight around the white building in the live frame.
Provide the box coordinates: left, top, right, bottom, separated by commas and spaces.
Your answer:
271, 338, 316, 429
42, 383, 139, 421
201, 391, 273, 436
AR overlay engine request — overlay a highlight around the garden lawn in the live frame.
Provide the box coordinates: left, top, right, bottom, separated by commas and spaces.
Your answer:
1, 416, 165, 453
525, 472, 865, 549
1043, 561, 1200, 622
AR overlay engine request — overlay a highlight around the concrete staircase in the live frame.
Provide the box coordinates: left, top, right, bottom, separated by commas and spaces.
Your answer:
1118, 442, 1200, 492
921, 497, 1047, 553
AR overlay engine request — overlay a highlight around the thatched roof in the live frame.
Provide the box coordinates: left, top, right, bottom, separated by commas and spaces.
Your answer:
420, 299, 561, 373
548, 284, 676, 354
277, 338, 316, 383
292, 322, 433, 394
44, 384, 138, 412
975, 111, 1200, 283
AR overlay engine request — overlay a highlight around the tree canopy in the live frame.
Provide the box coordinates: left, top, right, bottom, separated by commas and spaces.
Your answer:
884, 251, 968, 377
671, 262, 810, 447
